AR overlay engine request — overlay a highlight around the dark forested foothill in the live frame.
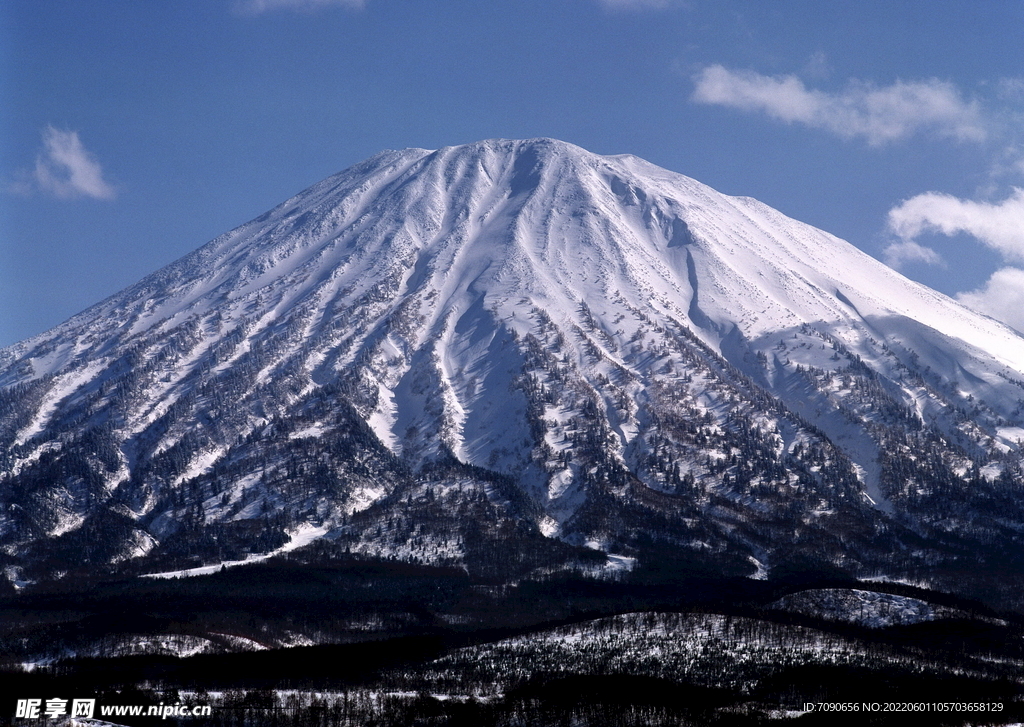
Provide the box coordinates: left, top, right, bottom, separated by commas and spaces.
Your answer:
4, 552, 1024, 726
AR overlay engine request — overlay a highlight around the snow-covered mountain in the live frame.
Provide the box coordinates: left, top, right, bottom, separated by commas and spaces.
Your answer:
3, 138, 1024, 595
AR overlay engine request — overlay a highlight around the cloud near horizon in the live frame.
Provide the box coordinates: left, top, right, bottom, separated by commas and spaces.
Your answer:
28, 126, 116, 200
887, 188, 1024, 262
956, 267, 1024, 335
234, 0, 364, 14
692, 65, 987, 146
887, 189, 1024, 333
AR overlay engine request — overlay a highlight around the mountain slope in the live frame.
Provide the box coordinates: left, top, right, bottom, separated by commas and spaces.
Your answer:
3, 138, 1024, 598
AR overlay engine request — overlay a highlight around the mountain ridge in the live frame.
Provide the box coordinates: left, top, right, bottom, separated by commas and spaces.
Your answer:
3, 138, 1024, 603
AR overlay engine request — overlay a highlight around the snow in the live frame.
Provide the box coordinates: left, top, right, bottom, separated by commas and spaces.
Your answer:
997, 426, 1024, 447
172, 446, 228, 486
142, 523, 328, 579
47, 510, 86, 538
602, 553, 637, 573
747, 554, 768, 580
288, 423, 329, 440
769, 587, 960, 628
345, 482, 389, 515
426, 610, 901, 694
538, 515, 559, 537
10, 141, 1024, 411
14, 359, 108, 445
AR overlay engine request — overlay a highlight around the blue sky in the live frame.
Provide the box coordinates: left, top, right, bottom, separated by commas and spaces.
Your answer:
4, 0, 1024, 346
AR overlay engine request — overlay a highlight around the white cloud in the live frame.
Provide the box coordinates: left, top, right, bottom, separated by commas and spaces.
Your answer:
956, 267, 1024, 334
30, 126, 116, 200
888, 189, 1024, 332
985, 144, 1024, 181
234, 0, 364, 14
882, 240, 944, 270
997, 77, 1024, 102
691, 65, 987, 146
802, 51, 832, 81
887, 188, 1024, 262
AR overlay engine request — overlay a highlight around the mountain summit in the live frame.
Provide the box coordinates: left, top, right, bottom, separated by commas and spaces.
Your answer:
3, 138, 1024, 596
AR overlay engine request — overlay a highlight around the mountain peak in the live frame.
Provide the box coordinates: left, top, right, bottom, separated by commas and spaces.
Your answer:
434, 136, 585, 157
